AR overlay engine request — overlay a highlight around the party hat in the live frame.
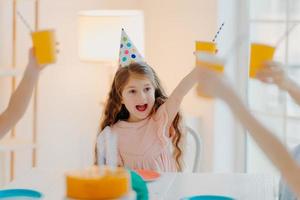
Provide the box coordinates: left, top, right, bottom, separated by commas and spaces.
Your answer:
119, 29, 144, 67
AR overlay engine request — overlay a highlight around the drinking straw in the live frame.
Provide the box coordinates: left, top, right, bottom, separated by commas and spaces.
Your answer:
212, 22, 225, 42
17, 11, 33, 32
275, 23, 298, 48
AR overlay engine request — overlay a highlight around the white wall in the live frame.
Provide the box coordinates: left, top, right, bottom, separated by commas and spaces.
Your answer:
1, 0, 219, 184
0, 0, 127, 184
141, 0, 217, 171
33, 0, 145, 171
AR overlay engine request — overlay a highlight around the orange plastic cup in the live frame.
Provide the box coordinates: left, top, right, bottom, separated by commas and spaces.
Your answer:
249, 43, 275, 78
31, 29, 57, 65
195, 41, 224, 73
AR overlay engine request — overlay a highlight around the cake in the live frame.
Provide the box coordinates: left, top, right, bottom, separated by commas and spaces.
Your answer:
65, 166, 130, 200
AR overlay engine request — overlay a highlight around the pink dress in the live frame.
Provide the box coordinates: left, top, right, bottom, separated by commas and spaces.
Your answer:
110, 103, 177, 172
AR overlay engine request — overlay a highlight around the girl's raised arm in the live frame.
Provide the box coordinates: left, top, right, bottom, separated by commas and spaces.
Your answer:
164, 67, 200, 128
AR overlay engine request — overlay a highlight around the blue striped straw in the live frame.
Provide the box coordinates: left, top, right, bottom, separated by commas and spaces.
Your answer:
212, 22, 225, 42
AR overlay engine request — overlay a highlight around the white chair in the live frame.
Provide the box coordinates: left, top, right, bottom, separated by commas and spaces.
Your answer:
184, 125, 202, 172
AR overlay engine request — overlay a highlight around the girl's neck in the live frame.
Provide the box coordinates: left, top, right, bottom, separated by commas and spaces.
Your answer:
127, 116, 148, 123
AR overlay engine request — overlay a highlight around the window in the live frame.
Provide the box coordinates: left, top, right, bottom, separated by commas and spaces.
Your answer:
247, 0, 300, 179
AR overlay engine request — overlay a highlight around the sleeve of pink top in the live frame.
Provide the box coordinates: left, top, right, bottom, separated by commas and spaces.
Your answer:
153, 103, 170, 146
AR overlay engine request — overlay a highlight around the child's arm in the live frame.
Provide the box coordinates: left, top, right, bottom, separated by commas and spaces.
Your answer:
256, 61, 300, 106
285, 79, 300, 106
223, 87, 300, 197
0, 49, 46, 139
196, 64, 300, 198
164, 67, 201, 127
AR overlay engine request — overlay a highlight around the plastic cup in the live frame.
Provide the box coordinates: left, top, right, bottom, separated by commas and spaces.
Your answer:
195, 41, 217, 53
195, 41, 224, 73
195, 41, 224, 98
31, 29, 57, 65
249, 43, 275, 78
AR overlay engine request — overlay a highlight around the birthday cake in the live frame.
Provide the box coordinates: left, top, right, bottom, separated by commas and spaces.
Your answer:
65, 166, 130, 200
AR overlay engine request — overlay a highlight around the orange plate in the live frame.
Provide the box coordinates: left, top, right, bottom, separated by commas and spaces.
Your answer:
134, 169, 160, 182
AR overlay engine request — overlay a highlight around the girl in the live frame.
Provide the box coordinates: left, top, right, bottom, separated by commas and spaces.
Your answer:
96, 62, 202, 172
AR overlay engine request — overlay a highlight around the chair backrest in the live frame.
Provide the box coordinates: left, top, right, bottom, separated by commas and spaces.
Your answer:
185, 126, 202, 172
278, 144, 300, 200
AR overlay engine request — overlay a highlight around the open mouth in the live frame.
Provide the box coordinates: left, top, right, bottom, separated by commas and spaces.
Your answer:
136, 104, 148, 112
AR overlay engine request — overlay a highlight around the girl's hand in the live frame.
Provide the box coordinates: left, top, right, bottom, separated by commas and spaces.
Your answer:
26, 48, 47, 75
256, 61, 289, 90
195, 65, 231, 99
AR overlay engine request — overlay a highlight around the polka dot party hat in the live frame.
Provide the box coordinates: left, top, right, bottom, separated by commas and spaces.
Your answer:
119, 28, 144, 67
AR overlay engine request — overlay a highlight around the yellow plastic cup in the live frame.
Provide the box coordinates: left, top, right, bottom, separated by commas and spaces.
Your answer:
195, 41, 224, 98
195, 52, 225, 73
31, 29, 57, 65
249, 43, 275, 78
195, 41, 217, 53
195, 41, 224, 73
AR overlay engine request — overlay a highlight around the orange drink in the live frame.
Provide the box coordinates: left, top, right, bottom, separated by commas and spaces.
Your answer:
31, 29, 57, 65
249, 43, 275, 78
195, 41, 224, 73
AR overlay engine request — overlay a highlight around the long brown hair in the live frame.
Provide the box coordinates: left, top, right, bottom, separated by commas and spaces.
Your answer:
96, 62, 184, 171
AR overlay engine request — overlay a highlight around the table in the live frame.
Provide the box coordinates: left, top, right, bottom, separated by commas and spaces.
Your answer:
3, 168, 276, 200
149, 173, 276, 200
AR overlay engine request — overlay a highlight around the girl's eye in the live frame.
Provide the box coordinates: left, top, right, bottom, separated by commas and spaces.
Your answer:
144, 87, 151, 92
129, 90, 136, 94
